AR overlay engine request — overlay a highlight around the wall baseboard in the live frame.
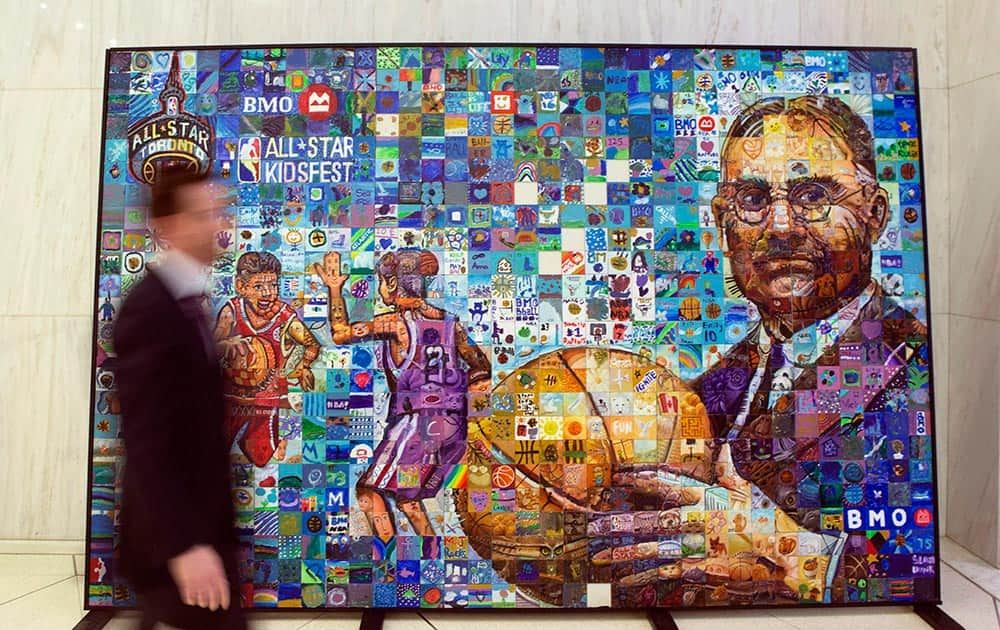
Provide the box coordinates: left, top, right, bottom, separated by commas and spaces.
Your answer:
0, 539, 86, 555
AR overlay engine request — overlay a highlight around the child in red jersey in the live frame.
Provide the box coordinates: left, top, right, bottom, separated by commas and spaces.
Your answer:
214, 251, 320, 466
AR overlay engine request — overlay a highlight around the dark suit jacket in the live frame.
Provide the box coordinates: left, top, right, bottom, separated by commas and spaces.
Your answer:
689, 288, 929, 529
113, 269, 237, 589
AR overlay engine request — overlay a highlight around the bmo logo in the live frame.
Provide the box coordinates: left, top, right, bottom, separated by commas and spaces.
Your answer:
805, 54, 827, 67
675, 116, 697, 136
242, 95, 295, 114
844, 507, 912, 531
299, 84, 336, 121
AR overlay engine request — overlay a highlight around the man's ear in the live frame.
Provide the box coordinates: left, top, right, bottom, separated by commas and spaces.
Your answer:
868, 185, 891, 243
711, 188, 732, 255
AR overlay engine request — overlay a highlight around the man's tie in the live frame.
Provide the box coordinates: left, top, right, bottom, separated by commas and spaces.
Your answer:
747, 343, 784, 419
177, 294, 215, 359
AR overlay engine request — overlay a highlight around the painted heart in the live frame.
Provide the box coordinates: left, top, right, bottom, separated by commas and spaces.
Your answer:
678, 185, 695, 198
700, 139, 715, 153
473, 187, 488, 200
743, 137, 763, 159
354, 371, 371, 389
379, 238, 393, 249
155, 52, 170, 68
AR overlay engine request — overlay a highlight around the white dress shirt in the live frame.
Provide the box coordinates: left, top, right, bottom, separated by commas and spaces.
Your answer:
153, 249, 215, 356
728, 280, 879, 440
153, 248, 212, 300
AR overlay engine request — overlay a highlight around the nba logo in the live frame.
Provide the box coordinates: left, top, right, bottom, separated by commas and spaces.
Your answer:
238, 137, 260, 183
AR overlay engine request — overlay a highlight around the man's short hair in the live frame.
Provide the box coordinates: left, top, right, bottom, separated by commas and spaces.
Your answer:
149, 165, 211, 219
723, 95, 877, 178
236, 251, 282, 282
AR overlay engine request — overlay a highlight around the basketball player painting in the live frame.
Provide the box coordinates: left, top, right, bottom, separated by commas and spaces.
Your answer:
313, 248, 492, 539
214, 251, 321, 467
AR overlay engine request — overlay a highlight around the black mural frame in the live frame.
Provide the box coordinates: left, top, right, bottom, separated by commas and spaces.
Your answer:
85, 42, 943, 614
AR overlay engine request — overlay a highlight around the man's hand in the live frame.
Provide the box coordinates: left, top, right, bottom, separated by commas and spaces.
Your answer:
609, 465, 709, 510
288, 364, 315, 390
166, 544, 230, 611
218, 337, 249, 364
313, 251, 348, 289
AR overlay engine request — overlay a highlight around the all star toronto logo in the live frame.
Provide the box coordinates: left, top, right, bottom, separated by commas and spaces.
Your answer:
127, 51, 214, 184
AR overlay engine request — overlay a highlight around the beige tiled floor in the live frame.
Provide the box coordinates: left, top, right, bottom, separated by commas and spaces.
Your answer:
1, 538, 995, 630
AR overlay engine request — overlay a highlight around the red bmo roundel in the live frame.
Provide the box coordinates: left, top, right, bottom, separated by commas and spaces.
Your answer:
299, 84, 336, 120
914, 508, 933, 527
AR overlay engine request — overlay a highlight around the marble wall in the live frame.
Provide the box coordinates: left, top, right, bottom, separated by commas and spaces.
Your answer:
946, 0, 1000, 565
0, 0, 956, 554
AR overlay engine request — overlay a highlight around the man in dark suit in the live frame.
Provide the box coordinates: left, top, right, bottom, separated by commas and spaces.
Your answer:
689, 95, 930, 533
113, 167, 247, 629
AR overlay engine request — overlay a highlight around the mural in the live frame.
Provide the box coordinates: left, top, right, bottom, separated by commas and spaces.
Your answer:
88, 45, 938, 610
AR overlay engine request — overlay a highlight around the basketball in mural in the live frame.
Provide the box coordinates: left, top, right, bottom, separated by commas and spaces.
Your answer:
457, 347, 711, 605
220, 335, 275, 389
456, 347, 837, 606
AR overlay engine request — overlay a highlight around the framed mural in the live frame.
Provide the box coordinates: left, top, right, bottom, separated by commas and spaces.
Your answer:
87, 44, 941, 612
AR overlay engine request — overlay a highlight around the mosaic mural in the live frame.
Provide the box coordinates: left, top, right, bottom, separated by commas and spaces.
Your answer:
88, 45, 939, 610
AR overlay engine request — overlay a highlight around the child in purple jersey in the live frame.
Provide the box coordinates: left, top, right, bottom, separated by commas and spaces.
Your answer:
314, 248, 491, 537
